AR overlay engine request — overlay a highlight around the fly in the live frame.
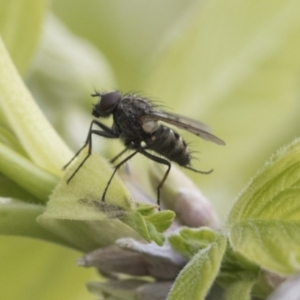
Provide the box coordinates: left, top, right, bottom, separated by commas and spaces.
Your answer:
63, 91, 225, 207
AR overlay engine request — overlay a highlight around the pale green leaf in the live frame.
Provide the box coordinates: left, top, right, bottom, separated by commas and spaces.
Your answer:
228, 138, 300, 224
0, 173, 39, 202
227, 139, 300, 275
39, 153, 172, 250
167, 234, 226, 300
0, 142, 58, 203
0, 37, 73, 176
38, 153, 140, 251
38, 217, 142, 252
0, 0, 48, 73
230, 220, 300, 275
0, 124, 28, 157
42, 152, 135, 220
0, 201, 71, 247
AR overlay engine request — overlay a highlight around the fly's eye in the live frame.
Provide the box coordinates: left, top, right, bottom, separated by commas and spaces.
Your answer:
92, 91, 121, 117
99, 92, 121, 112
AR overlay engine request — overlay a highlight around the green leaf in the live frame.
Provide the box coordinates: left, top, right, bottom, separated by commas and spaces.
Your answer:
167, 233, 226, 300
120, 211, 151, 243
0, 124, 28, 157
230, 220, 300, 275
121, 210, 175, 246
221, 247, 259, 275
144, 220, 165, 246
136, 203, 156, 216
227, 139, 300, 275
169, 227, 218, 259
0, 0, 48, 73
144, 210, 176, 232
218, 247, 259, 289
224, 278, 255, 300
228, 139, 300, 224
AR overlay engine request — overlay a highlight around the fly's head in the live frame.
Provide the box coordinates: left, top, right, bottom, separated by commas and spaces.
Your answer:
91, 91, 122, 118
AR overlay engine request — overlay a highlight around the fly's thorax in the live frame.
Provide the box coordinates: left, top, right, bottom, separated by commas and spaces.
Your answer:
119, 96, 153, 117
145, 125, 191, 166
113, 96, 155, 140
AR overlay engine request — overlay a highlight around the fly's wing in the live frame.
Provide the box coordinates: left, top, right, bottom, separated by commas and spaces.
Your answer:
142, 110, 225, 145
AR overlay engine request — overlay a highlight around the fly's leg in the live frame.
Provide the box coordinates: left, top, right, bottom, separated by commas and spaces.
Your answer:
184, 166, 213, 174
109, 147, 129, 164
138, 148, 171, 209
102, 150, 139, 202
64, 120, 119, 183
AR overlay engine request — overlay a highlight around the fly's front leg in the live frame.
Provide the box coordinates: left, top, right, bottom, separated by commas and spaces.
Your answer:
64, 120, 119, 183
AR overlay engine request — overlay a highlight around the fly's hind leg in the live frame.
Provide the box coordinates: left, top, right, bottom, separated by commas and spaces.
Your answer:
184, 166, 213, 174
138, 148, 171, 209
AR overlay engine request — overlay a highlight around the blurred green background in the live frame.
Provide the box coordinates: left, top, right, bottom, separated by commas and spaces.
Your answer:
1, 0, 300, 299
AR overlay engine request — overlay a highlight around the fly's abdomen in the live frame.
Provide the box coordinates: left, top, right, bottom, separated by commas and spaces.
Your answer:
145, 125, 191, 166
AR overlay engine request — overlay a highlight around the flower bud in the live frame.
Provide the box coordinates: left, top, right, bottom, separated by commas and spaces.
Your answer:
117, 238, 187, 280
267, 273, 300, 300
77, 245, 148, 276
78, 236, 187, 280
149, 163, 220, 229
